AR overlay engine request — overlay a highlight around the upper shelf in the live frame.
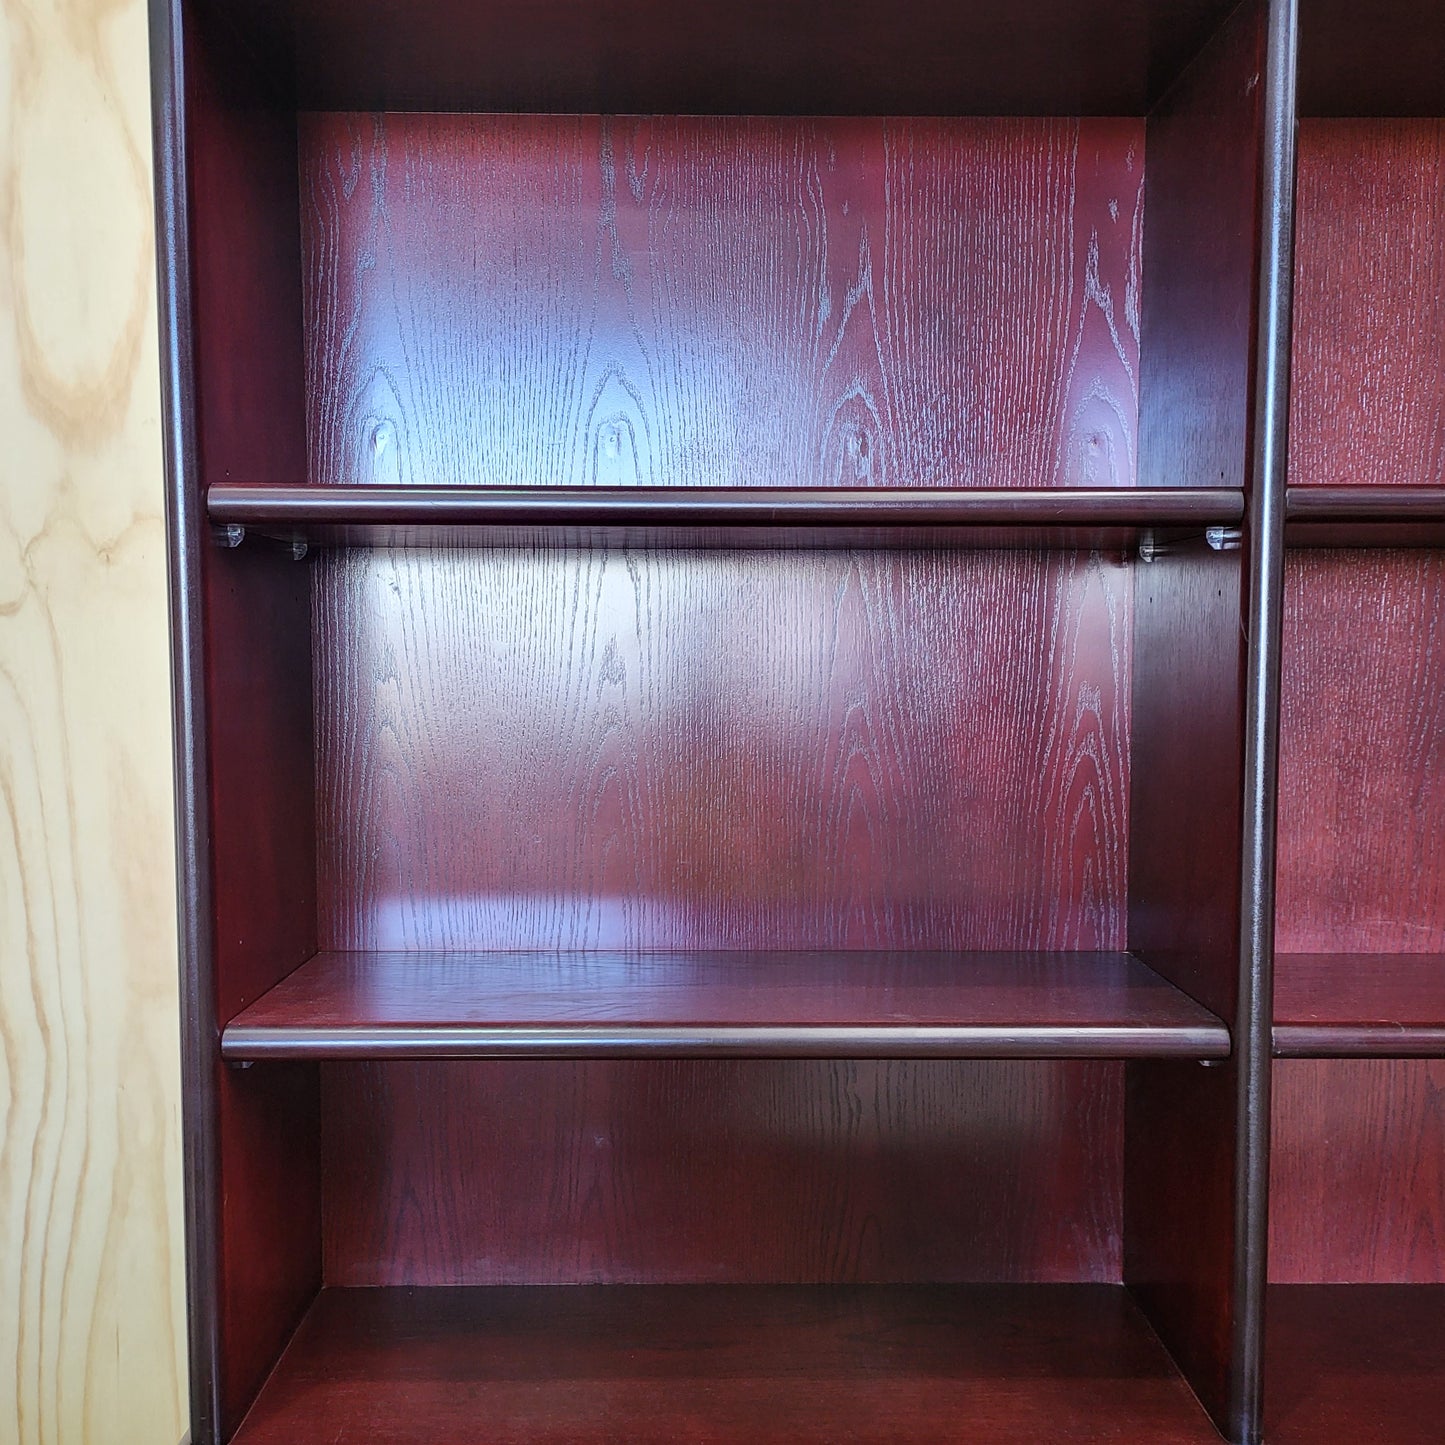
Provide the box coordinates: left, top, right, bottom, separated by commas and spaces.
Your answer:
221, 950, 1231, 1061
1300, 0, 1445, 116
1285, 487, 1445, 548
194, 0, 1237, 115
208, 485, 1246, 553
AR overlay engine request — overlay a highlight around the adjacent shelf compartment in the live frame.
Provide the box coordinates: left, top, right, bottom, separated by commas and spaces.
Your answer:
1285, 485, 1445, 547
207, 484, 1246, 552
221, 950, 1231, 1061
1273, 953, 1445, 1056
1265, 1286, 1445, 1444
230, 1285, 1225, 1445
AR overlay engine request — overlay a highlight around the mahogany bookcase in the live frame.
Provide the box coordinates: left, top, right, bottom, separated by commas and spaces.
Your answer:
145, 0, 1439, 1440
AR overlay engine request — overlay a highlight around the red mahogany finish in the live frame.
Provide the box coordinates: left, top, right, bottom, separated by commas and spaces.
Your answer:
1285, 486, 1445, 547
1265, 1286, 1445, 1443
314, 547, 1132, 954
182, 4, 319, 1433
1289, 121, 1445, 493
1273, 953, 1445, 1056
150, 0, 1300, 1437
322, 1059, 1125, 1287
1270, 1058, 1445, 1284
301, 115, 1146, 496
1300, 0, 1445, 115
1265, 44, 1445, 1445
207, 483, 1246, 552
1123, 4, 1271, 1436
1276, 552, 1445, 956
221, 949, 1230, 1060
195, 0, 1239, 115
229, 1286, 1223, 1444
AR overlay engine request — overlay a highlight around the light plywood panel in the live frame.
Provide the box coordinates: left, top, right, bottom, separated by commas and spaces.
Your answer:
0, 0, 186, 1442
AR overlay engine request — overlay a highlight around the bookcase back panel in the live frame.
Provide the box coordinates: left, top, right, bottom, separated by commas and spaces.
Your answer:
315, 547, 1131, 951
1289, 120, 1445, 490
1270, 1059, 1445, 1283
1276, 552, 1445, 954
321, 1059, 1123, 1286
300, 113, 1143, 492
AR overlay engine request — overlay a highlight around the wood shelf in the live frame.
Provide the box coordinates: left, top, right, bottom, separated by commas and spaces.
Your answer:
1285, 486, 1445, 547
206, 484, 1245, 552
190, 0, 1242, 116
1266, 1286, 1445, 1444
1273, 953, 1445, 1056
220, 950, 1230, 1061
229, 1285, 1225, 1444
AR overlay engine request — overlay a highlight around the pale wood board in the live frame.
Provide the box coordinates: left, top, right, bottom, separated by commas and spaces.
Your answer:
0, 0, 187, 1440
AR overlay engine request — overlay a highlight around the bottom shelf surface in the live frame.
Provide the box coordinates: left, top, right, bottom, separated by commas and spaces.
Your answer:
1266, 1286, 1445, 1444
231, 1284, 1221, 1443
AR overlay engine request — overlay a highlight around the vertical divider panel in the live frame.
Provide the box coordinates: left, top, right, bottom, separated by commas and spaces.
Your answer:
153, 2, 320, 1440
1126, 1, 1295, 1441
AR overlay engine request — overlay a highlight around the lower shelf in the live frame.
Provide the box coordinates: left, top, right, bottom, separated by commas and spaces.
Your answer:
232, 1285, 1221, 1444
1266, 1286, 1445, 1444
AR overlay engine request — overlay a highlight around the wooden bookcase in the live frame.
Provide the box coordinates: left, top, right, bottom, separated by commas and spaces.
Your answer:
144, 0, 1436, 1440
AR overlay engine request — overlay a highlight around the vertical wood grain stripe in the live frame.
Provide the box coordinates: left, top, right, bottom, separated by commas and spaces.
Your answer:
0, 0, 187, 1440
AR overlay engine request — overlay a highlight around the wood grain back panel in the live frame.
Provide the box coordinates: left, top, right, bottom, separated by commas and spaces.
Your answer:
1270, 1059, 1445, 1282
315, 547, 1131, 952
1289, 121, 1445, 491
322, 1059, 1124, 1286
1276, 552, 1445, 954
301, 114, 1143, 492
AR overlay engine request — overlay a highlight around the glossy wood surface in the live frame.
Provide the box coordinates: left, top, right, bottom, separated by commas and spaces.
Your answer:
302, 114, 1144, 494
1276, 552, 1445, 955
230, 1285, 1222, 1444
1274, 953, 1445, 1056
1269, 1059, 1445, 1283
221, 950, 1230, 1059
1289, 121, 1445, 491
200, 0, 1236, 115
1266, 1286, 1445, 1442
317, 547, 1131, 953
322, 1060, 1123, 1286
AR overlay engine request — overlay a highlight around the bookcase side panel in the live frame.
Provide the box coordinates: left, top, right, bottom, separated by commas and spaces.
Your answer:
173, 2, 322, 1436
